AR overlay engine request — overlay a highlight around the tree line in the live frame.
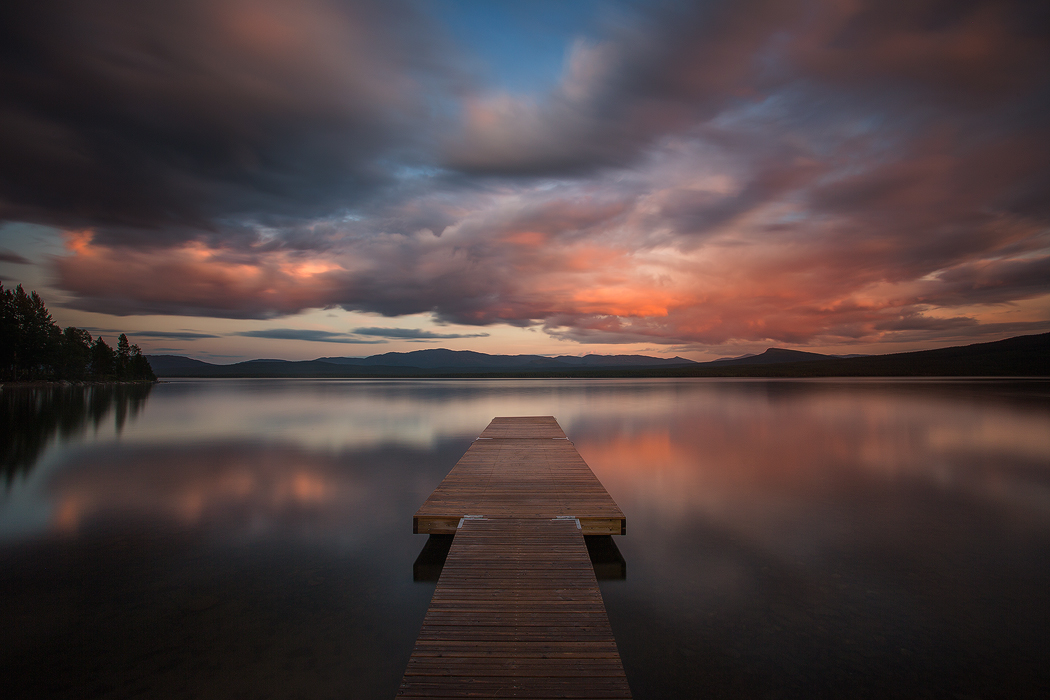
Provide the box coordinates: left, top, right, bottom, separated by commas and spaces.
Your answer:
1, 281, 156, 382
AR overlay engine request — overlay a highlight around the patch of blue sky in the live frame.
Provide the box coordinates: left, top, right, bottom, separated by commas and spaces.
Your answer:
0, 221, 64, 260
709, 90, 787, 131
392, 164, 448, 181
252, 225, 283, 244
0, 222, 65, 293
427, 0, 610, 95
774, 210, 808, 225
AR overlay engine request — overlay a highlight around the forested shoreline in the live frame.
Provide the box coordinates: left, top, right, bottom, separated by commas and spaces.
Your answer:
1, 282, 155, 382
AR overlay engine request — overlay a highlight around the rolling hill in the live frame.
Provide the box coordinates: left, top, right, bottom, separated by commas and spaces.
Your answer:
147, 333, 1048, 378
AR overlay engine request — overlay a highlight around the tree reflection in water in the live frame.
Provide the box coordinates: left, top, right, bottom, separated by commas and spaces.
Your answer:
1, 383, 154, 485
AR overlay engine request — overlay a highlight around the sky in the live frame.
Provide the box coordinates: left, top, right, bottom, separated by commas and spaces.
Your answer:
1, 0, 1048, 362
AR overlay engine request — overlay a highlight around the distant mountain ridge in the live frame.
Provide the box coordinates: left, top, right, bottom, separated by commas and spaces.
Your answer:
146, 349, 699, 377
706, 348, 829, 366
317, 348, 696, 369
146, 333, 1049, 378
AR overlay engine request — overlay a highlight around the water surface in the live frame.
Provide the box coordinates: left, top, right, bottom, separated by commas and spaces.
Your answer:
2, 378, 1048, 698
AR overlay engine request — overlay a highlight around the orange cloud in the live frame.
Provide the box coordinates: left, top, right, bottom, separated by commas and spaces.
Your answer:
52, 200, 1050, 347
64, 230, 96, 256
503, 231, 547, 247
54, 235, 351, 318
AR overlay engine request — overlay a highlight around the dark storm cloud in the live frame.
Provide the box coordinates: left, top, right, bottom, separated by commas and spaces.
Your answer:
0, 0, 453, 238
0, 249, 31, 264
919, 255, 1050, 306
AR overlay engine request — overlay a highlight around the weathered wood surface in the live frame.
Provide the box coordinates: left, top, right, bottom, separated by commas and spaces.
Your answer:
414, 416, 625, 536
398, 517, 631, 699
401, 417, 631, 699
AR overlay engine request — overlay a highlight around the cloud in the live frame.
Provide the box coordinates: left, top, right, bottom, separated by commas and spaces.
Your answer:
130, 330, 221, 340
0, 249, 30, 264
8, 0, 1050, 348
50, 150, 1050, 346
352, 327, 490, 340
82, 328, 221, 340
445, 0, 1050, 176
52, 232, 353, 318
0, 0, 455, 238
233, 329, 385, 344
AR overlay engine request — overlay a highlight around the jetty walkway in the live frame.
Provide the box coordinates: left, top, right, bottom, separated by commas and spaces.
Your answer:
398, 416, 631, 699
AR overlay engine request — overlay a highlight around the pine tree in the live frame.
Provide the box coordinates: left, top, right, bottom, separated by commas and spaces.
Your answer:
128, 344, 156, 381
11, 284, 62, 380
116, 333, 131, 379
60, 327, 94, 380
90, 337, 116, 379
0, 283, 15, 380
0, 281, 155, 382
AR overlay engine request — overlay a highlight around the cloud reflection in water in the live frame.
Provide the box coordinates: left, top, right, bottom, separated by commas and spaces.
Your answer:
48, 443, 370, 537
1, 378, 1048, 698
569, 380, 1050, 698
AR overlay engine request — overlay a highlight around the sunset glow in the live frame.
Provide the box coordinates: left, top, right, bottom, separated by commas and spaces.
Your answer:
0, 0, 1047, 360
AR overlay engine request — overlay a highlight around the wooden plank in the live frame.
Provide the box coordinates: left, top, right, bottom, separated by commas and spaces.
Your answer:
477, 416, 568, 439
414, 417, 626, 536
399, 517, 631, 699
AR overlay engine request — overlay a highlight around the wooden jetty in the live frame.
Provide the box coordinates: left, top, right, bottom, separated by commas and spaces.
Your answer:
413, 416, 626, 537
399, 416, 631, 699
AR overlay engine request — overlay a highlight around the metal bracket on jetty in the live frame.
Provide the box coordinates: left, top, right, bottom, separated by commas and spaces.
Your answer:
399, 416, 632, 699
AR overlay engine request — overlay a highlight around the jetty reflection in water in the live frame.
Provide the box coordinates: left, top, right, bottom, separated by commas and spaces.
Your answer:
0, 378, 1047, 699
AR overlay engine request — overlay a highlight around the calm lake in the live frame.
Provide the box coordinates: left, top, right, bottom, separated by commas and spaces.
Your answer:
2, 378, 1049, 699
